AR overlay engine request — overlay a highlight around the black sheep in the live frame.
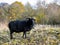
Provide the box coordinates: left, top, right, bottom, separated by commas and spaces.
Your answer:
8, 18, 35, 39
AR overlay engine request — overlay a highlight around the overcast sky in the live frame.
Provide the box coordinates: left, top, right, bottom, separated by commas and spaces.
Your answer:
0, 0, 60, 5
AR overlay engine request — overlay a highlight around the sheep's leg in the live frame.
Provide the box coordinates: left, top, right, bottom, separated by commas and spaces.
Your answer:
23, 32, 26, 38
24, 32, 26, 38
10, 32, 13, 39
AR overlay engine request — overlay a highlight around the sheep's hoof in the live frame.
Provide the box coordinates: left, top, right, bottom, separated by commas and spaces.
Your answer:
22, 36, 27, 39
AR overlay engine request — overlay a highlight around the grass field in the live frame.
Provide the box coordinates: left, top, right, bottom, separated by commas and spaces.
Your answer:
0, 24, 60, 45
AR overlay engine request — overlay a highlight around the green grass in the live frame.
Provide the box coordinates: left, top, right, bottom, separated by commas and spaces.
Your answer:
0, 28, 60, 45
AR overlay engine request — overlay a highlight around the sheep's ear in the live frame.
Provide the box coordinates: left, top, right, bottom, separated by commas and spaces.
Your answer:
26, 18, 30, 20
33, 17, 36, 21
33, 18, 35, 21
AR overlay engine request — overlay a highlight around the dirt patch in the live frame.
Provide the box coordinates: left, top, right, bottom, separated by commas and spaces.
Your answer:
0, 23, 9, 31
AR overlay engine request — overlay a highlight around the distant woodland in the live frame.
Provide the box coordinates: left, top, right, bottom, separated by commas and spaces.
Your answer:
0, 0, 60, 24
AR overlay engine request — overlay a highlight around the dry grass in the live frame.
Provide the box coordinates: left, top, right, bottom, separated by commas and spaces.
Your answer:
0, 24, 60, 45
0, 23, 8, 31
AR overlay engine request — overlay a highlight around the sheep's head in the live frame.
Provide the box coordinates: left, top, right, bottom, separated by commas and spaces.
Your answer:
26, 17, 36, 21
26, 17, 36, 27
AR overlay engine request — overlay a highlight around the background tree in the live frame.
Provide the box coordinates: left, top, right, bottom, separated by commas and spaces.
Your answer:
0, 0, 60, 24
8, 1, 25, 21
22, 2, 35, 18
